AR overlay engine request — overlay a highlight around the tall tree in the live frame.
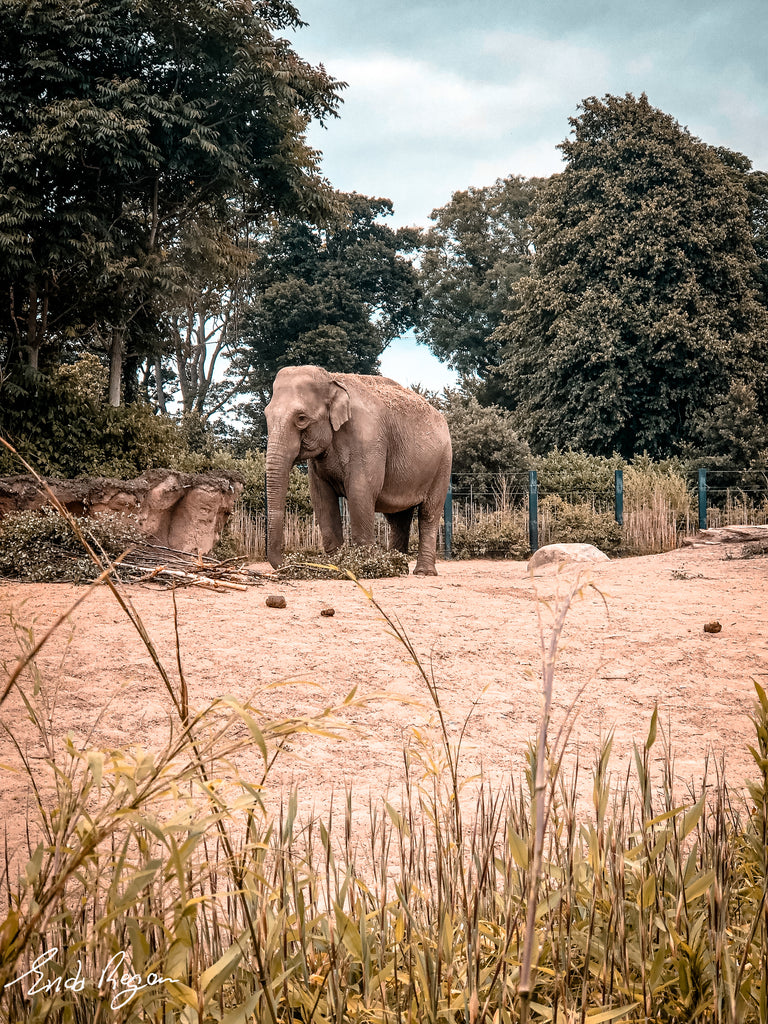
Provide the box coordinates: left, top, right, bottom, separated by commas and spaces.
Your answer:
0, 0, 343, 404
145, 213, 253, 420
238, 193, 421, 409
415, 176, 539, 379
493, 94, 768, 458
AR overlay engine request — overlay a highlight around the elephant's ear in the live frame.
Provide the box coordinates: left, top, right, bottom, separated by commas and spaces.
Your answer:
329, 380, 350, 431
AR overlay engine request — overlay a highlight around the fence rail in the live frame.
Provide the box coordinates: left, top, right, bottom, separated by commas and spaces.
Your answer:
230, 466, 768, 561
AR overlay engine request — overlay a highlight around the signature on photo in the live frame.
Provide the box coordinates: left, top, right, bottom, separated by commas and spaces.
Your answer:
4, 947, 176, 1010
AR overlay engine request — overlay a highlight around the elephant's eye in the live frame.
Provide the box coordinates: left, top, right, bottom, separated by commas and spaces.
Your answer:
296, 414, 310, 429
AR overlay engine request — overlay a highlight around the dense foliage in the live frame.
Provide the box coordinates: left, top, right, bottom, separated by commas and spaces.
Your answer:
436, 389, 532, 496
416, 176, 539, 379
0, 369, 190, 477
233, 194, 421, 432
0, 0, 343, 404
0, 508, 143, 581
492, 94, 768, 459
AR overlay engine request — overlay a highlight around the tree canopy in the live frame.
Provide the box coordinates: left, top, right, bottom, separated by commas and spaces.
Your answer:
236, 194, 421, 410
415, 176, 539, 379
492, 93, 768, 459
0, 0, 343, 404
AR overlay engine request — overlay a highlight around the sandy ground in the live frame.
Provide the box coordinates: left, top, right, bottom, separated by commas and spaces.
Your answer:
1, 545, 767, 857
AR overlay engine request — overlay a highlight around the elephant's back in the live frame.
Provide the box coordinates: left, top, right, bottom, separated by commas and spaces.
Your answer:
346, 374, 449, 435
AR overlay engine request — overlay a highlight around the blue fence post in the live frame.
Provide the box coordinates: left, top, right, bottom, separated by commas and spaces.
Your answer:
528, 470, 539, 553
615, 469, 624, 526
444, 479, 453, 560
698, 468, 707, 531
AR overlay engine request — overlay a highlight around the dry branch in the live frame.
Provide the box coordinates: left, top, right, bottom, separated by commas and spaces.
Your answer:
114, 543, 269, 589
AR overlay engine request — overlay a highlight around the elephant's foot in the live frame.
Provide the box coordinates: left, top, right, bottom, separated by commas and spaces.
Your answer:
413, 563, 438, 576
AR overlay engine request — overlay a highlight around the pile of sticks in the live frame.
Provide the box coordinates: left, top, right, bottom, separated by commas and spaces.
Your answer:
115, 543, 270, 591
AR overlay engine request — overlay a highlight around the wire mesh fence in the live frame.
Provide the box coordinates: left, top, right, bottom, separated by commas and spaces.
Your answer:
228, 465, 768, 561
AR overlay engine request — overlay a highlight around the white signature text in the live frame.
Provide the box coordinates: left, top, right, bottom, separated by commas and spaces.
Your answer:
4, 948, 175, 1009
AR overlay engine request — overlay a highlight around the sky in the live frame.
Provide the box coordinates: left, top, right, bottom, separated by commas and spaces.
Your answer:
288, 0, 768, 391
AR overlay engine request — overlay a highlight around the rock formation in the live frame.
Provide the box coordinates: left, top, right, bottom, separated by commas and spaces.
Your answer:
683, 525, 768, 546
0, 469, 243, 554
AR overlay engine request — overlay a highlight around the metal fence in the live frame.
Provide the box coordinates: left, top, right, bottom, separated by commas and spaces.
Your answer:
237, 466, 768, 559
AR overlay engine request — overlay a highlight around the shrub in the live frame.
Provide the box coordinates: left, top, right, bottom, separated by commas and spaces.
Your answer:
277, 543, 410, 579
451, 510, 530, 560
0, 508, 143, 582
535, 448, 623, 502
0, 371, 189, 478
540, 494, 623, 553
437, 390, 533, 496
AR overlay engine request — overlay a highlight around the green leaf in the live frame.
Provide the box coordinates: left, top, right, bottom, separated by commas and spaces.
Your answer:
645, 706, 658, 751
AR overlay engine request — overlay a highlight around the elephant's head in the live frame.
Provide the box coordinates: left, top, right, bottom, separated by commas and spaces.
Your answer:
264, 365, 350, 569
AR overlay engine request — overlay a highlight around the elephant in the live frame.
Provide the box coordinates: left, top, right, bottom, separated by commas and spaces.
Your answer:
265, 365, 452, 575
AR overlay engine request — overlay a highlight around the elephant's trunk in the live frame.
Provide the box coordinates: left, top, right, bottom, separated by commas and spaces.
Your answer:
265, 431, 300, 569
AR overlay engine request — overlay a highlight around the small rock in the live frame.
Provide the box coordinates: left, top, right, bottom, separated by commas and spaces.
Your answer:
320, 607, 335, 617
704, 620, 722, 633
266, 594, 287, 608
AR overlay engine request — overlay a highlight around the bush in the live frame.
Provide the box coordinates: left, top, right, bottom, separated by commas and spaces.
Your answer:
451, 510, 530, 560
0, 508, 144, 582
535, 448, 623, 502
540, 494, 623, 553
277, 544, 410, 579
0, 371, 189, 478
436, 390, 532, 496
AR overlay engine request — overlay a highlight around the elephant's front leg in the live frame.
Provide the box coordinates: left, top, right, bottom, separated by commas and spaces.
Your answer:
345, 475, 378, 548
308, 467, 344, 554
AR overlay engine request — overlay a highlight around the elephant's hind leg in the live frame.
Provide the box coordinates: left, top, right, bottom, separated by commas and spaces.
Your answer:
384, 507, 415, 554
413, 465, 451, 576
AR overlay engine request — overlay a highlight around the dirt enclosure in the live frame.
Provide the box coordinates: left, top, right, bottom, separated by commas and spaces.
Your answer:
1, 545, 767, 852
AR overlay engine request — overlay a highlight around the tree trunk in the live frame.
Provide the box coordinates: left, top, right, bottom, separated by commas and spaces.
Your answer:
155, 356, 168, 414
108, 328, 124, 407
26, 282, 47, 370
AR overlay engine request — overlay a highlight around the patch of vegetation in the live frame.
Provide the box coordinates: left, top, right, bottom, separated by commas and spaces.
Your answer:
727, 539, 768, 560
451, 510, 530, 560
540, 493, 624, 553
277, 543, 410, 579
0, 373, 191, 478
535, 447, 624, 500
0, 508, 143, 582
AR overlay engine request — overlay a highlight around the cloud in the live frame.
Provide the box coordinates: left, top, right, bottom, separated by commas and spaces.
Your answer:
379, 334, 459, 390
306, 39, 608, 223
328, 34, 610, 144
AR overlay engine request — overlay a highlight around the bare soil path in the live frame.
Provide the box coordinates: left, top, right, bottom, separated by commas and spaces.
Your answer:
1, 546, 766, 853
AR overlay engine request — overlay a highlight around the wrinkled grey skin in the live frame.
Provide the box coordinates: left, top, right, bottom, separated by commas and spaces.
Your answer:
265, 365, 452, 576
